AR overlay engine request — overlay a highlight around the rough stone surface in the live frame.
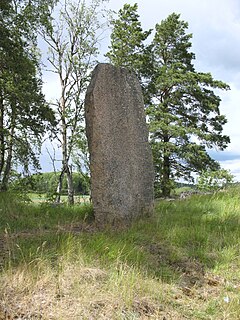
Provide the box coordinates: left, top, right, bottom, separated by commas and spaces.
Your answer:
85, 63, 154, 226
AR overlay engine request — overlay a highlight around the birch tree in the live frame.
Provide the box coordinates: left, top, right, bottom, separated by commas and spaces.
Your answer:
41, 0, 109, 204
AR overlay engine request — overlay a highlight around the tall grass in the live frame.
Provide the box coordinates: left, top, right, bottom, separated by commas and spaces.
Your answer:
0, 191, 93, 233
0, 187, 240, 319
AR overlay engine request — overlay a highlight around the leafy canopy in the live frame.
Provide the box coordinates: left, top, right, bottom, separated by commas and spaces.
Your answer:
0, 0, 57, 189
197, 169, 234, 191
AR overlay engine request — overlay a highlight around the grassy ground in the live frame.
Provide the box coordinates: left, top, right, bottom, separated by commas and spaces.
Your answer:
0, 188, 240, 319
28, 193, 90, 204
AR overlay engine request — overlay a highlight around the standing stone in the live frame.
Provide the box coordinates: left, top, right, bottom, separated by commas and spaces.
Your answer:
85, 63, 154, 227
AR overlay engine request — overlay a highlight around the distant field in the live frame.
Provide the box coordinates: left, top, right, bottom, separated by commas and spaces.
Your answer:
28, 193, 90, 204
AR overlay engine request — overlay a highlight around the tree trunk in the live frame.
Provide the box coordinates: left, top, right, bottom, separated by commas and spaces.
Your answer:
161, 133, 171, 197
66, 165, 74, 205
55, 92, 75, 205
161, 154, 171, 197
1, 144, 13, 191
0, 94, 5, 179
59, 88, 74, 205
55, 166, 74, 205
1, 107, 16, 191
55, 169, 65, 204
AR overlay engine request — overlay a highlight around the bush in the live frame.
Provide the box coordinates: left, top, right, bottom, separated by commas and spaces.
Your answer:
197, 169, 234, 191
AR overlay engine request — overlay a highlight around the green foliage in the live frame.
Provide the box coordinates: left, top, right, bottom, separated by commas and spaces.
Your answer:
197, 169, 234, 191
0, 191, 92, 233
145, 13, 230, 196
0, 0, 57, 190
106, 9, 230, 197
105, 3, 151, 75
10, 172, 90, 195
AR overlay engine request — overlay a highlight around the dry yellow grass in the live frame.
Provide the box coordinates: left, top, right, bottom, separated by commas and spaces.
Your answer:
0, 259, 165, 319
1, 248, 239, 320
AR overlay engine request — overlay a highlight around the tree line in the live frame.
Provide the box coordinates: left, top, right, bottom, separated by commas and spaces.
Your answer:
0, 1, 231, 201
11, 171, 90, 196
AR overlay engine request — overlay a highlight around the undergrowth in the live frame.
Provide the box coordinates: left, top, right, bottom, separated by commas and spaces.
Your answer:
0, 191, 93, 233
0, 187, 240, 319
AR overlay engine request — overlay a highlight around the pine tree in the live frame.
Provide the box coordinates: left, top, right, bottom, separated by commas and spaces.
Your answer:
146, 13, 230, 196
105, 3, 151, 75
106, 8, 230, 197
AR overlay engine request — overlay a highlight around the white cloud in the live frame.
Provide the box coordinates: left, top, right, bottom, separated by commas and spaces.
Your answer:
220, 159, 240, 181
42, 71, 60, 102
219, 84, 240, 154
39, 140, 62, 172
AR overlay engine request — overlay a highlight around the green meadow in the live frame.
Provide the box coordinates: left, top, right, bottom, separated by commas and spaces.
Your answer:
0, 188, 240, 319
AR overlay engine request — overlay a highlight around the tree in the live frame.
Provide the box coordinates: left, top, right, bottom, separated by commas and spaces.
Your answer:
106, 10, 230, 198
10, 172, 90, 195
197, 169, 234, 191
105, 3, 151, 76
41, 0, 109, 205
146, 13, 230, 196
0, 0, 56, 191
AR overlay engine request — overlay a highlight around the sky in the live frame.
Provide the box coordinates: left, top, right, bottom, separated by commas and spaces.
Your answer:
41, 0, 240, 180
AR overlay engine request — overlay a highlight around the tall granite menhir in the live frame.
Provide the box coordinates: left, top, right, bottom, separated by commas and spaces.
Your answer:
85, 63, 154, 226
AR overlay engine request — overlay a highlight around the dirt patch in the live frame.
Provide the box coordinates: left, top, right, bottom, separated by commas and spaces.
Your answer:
174, 259, 205, 288
0, 236, 9, 270
131, 298, 163, 317
90, 298, 165, 319
1, 221, 97, 240
57, 221, 97, 234
146, 242, 226, 299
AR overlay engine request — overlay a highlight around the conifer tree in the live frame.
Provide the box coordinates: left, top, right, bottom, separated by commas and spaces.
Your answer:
105, 3, 151, 75
106, 8, 230, 197
146, 14, 230, 196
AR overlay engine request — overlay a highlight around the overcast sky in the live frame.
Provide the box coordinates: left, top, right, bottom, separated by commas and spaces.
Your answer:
41, 0, 240, 180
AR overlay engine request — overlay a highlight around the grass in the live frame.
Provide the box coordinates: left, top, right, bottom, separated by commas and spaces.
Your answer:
28, 192, 90, 204
0, 188, 240, 319
0, 192, 93, 233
